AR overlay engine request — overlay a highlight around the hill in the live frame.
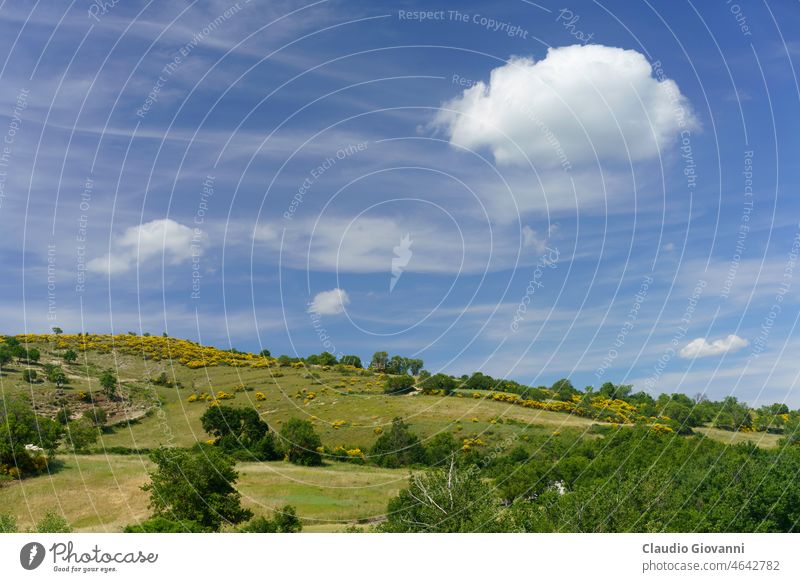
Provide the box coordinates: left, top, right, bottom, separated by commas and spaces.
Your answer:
0, 333, 792, 531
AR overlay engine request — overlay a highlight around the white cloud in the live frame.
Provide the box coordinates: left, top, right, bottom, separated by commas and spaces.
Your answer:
308, 288, 350, 315
432, 45, 697, 167
88, 218, 198, 274
522, 225, 548, 253
679, 334, 749, 359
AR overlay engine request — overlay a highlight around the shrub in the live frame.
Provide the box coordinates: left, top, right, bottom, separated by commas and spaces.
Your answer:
369, 418, 425, 468
83, 407, 107, 427
418, 373, 457, 395
22, 369, 37, 383
279, 418, 323, 466
384, 375, 415, 395
239, 505, 302, 533
123, 517, 206, 533
65, 419, 99, 452
380, 460, 504, 532
34, 510, 72, 533
0, 513, 17, 533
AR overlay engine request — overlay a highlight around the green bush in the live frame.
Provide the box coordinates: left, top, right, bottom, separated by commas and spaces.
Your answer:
279, 419, 323, 466
384, 375, 415, 395
123, 517, 206, 533
369, 418, 425, 468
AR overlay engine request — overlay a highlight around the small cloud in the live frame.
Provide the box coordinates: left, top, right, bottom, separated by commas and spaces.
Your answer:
308, 288, 350, 315
88, 218, 199, 274
522, 225, 547, 253
679, 334, 749, 359
663, 242, 676, 252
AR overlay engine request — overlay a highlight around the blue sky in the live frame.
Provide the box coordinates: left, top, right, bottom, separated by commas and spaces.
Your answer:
1, 0, 799, 405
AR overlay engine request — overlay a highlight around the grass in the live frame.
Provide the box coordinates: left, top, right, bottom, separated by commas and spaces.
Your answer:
0, 455, 409, 532
694, 426, 781, 448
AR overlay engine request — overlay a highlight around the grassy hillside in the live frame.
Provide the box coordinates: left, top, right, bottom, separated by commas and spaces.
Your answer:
0, 333, 788, 532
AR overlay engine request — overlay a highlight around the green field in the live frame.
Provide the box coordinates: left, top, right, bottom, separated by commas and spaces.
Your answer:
0, 455, 408, 532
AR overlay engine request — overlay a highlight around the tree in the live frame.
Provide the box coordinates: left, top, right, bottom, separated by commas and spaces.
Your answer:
465, 372, 494, 392
56, 406, 72, 425
259, 348, 271, 358
369, 417, 425, 468
65, 419, 98, 452
63, 349, 78, 364
370, 351, 389, 371
22, 369, 38, 383
598, 382, 632, 400
83, 407, 107, 428
380, 459, 505, 532
16, 347, 40, 364
418, 373, 457, 395
142, 447, 252, 531
0, 398, 62, 477
388, 355, 409, 375
99, 370, 117, 398
52, 327, 63, 335
408, 358, 424, 375
279, 418, 322, 466
339, 355, 362, 368
0, 346, 13, 368
201, 405, 280, 461
551, 378, 578, 401
384, 375, 415, 395
45, 364, 68, 388
424, 432, 460, 466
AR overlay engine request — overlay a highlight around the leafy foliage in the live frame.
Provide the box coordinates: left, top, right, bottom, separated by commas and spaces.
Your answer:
279, 418, 323, 466
142, 447, 253, 531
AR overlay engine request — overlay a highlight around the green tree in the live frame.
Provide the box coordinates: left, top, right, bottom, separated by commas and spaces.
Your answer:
0, 346, 12, 368
51, 327, 63, 335
99, 370, 117, 398
83, 407, 107, 427
279, 418, 323, 466
370, 351, 388, 371
339, 354, 362, 368
418, 373, 457, 395
551, 378, 578, 401
384, 374, 415, 395
369, 417, 426, 468
259, 348, 271, 358
142, 447, 252, 531
65, 419, 98, 452
408, 358, 424, 375
63, 349, 78, 364
0, 398, 62, 476
45, 364, 69, 388
22, 369, 38, 383
201, 405, 280, 461
380, 460, 505, 532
